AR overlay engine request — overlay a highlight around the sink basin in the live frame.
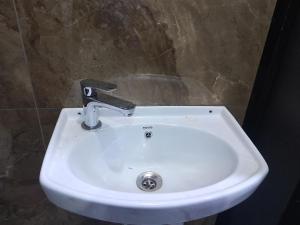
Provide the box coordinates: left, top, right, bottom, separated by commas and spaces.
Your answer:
69, 124, 237, 193
40, 106, 268, 225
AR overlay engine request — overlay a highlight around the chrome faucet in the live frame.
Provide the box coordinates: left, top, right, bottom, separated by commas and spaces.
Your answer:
80, 79, 136, 130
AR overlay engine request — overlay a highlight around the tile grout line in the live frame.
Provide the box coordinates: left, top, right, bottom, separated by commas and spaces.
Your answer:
12, 0, 46, 150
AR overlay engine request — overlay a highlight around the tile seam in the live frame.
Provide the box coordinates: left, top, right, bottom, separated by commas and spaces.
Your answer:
12, 0, 46, 150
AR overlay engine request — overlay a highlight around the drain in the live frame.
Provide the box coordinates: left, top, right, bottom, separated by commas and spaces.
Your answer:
136, 171, 162, 192
145, 131, 152, 138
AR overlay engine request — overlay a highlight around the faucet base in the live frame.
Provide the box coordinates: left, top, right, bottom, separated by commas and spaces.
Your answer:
81, 121, 102, 130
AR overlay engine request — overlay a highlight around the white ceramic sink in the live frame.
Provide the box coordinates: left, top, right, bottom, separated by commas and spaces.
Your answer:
40, 106, 268, 225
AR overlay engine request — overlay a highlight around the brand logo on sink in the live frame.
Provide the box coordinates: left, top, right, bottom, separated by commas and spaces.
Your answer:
142, 126, 153, 130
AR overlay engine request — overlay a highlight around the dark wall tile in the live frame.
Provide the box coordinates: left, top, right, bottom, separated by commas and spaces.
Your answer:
0, 109, 112, 225
0, 183, 113, 225
0, 110, 43, 185
0, 109, 43, 222
0, 0, 35, 108
38, 108, 61, 147
187, 216, 217, 225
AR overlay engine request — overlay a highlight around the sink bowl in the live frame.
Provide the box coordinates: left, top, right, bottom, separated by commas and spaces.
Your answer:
40, 106, 268, 225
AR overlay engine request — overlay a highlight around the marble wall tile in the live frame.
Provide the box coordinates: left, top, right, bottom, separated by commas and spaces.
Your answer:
142, 0, 276, 122
15, 0, 276, 122
15, 0, 181, 108
0, 0, 35, 108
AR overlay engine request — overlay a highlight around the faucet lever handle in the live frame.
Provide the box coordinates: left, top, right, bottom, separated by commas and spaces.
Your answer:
80, 79, 117, 95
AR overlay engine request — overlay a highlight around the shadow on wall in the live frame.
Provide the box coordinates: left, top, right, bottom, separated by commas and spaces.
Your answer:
64, 74, 220, 107
64, 73, 249, 122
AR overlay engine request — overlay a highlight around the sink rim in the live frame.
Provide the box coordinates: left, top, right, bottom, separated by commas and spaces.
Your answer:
41, 168, 266, 208
40, 106, 268, 209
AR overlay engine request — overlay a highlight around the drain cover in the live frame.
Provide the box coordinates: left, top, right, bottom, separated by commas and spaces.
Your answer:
136, 171, 162, 192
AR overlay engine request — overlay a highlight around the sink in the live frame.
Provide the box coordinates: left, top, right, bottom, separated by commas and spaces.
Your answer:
40, 106, 268, 225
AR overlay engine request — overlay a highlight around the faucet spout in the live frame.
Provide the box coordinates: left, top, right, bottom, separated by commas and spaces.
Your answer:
84, 93, 135, 116
80, 79, 135, 130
